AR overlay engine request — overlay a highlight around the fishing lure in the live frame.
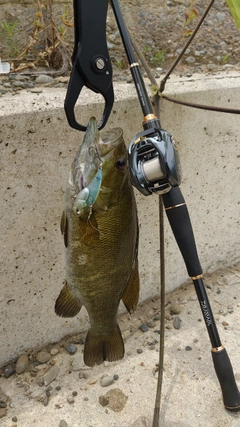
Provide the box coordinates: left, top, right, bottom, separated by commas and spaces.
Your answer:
73, 166, 102, 215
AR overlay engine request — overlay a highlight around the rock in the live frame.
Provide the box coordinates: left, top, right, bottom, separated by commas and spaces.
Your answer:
139, 323, 149, 332
43, 395, 49, 406
88, 378, 97, 385
146, 321, 156, 328
4, 364, 15, 378
137, 348, 143, 354
173, 316, 181, 330
35, 75, 54, 84
222, 321, 229, 326
66, 344, 77, 354
216, 12, 226, 22
59, 421, 68, 427
36, 351, 51, 364
100, 375, 114, 387
15, 354, 29, 374
67, 397, 74, 404
170, 304, 182, 314
12, 416, 18, 422
185, 346, 192, 351
79, 371, 89, 379
30, 88, 42, 93
99, 395, 109, 407
0, 389, 8, 404
50, 347, 59, 356
0, 408, 7, 418
185, 56, 196, 64
43, 365, 60, 386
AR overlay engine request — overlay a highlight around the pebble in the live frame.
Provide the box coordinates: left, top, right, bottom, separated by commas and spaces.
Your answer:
36, 351, 51, 364
12, 416, 18, 422
0, 390, 8, 404
100, 375, 114, 387
79, 371, 89, 379
113, 374, 119, 380
43, 395, 49, 406
4, 364, 15, 378
137, 349, 143, 354
146, 321, 156, 328
139, 323, 149, 332
216, 12, 226, 22
88, 378, 97, 385
99, 395, 109, 407
43, 365, 60, 386
185, 56, 196, 63
67, 397, 74, 404
59, 421, 68, 427
66, 344, 77, 354
185, 346, 192, 351
98, 395, 108, 406
173, 316, 181, 330
30, 88, 42, 94
222, 321, 229, 326
50, 347, 59, 356
15, 354, 29, 374
170, 304, 182, 315
35, 75, 54, 84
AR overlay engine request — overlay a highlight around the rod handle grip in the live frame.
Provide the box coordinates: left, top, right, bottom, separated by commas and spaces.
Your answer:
212, 347, 240, 411
162, 187, 202, 277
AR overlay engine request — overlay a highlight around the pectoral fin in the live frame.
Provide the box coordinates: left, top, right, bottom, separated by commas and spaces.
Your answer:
122, 258, 140, 314
55, 281, 82, 317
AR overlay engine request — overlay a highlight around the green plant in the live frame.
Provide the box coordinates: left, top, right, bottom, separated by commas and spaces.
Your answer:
1, 19, 19, 57
150, 49, 165, 67
113, 59, 123, 70
222, 53, 230, 64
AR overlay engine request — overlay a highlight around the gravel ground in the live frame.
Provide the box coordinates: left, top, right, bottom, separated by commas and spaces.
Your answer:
0, 0, 239, 83
1, 264, 240, 426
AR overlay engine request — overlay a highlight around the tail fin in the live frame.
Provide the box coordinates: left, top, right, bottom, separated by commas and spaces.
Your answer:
84, 324, 124, 367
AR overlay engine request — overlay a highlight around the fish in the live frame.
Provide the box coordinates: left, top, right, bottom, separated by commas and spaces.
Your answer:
55, 117, 139, 367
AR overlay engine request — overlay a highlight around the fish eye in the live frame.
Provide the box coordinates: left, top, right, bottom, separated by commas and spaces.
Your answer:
116, 157, 126, 170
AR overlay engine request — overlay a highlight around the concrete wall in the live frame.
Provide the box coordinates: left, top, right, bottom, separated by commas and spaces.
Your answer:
0, 72, 239, 366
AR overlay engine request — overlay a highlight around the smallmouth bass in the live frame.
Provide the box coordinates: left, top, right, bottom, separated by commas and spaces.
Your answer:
55, 117, 139, 367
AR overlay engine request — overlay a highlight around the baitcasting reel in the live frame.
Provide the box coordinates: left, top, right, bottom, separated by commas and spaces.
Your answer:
128, 127, 182, 196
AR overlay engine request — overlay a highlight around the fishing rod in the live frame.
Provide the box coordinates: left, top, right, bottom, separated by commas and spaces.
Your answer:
110, 0, 240, 414
63, 0, 240, 417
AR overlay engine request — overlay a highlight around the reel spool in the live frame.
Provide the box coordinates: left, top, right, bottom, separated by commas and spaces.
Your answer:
128, 128, 182, 196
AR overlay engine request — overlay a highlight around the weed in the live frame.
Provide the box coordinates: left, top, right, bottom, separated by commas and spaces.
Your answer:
1, 20, 19, 57
114, 59, 123, 69
150, 49, 165, 67
222, 53, 230, 64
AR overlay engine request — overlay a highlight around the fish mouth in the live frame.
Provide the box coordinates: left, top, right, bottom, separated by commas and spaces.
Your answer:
71, 117, 124, 215
80, 118, 123, 183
